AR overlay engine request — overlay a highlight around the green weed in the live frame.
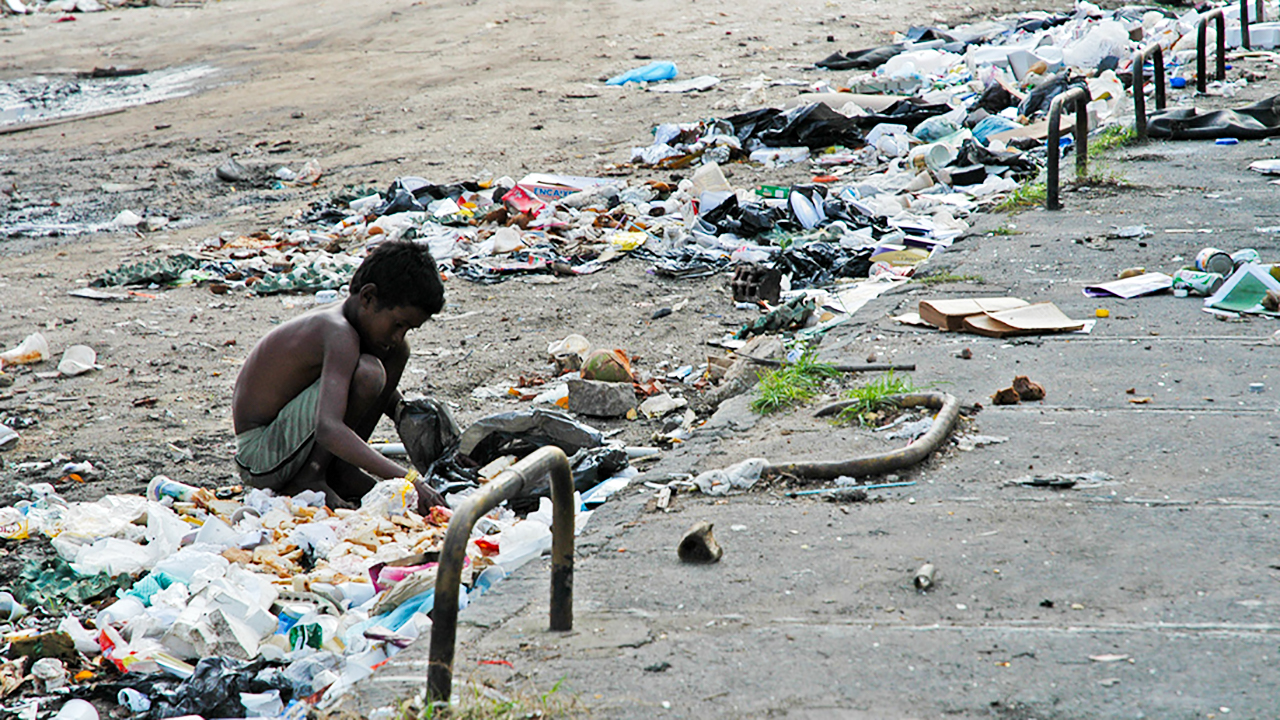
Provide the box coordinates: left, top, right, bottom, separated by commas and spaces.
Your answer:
913, 272, 985, 286
835, 371, 919, 427
1090, 124, 1136, 154
750, 351, 840, 415
414, 676, 585, 719
989, 225, 1020, 236
993, 181, 1046, 212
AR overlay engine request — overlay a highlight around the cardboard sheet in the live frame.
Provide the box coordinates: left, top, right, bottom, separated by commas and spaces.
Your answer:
1204, 264, 1280, 315
918, 297, 1029, 331
961, 302, 1085, 337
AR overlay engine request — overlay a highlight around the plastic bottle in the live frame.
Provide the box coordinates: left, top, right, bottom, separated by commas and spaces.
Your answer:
0, 591, 27, 621
51, 699, 98, 720
146, 475, 209, 504
96, 596, 146, 626
117, 688, 151, 714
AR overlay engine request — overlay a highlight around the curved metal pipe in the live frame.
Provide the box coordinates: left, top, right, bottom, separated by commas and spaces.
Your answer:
1197, 9, 1226, 94
1131, 42, 1166, 141
1241, 0, 1264, 49
1045, 86, 1090, 211
764, 392, 961, 481
427, 445, 574, 702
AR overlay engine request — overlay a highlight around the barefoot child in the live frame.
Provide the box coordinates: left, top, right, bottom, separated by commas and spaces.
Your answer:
232, 240, 444, 508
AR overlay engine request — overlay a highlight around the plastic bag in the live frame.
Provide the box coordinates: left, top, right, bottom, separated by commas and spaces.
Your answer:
693, 458, 769, 495
395, 397, 461, 475
359, 478, 418, 517
606, 61, 678, 86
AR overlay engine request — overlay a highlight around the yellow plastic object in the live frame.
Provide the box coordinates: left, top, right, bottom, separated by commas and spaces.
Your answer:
609, 231, 647, 251
1095, 308, 1110, 318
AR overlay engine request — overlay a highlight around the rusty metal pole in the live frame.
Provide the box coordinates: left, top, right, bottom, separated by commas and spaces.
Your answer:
1132, 43, 1166, 140
1242, 0, 1252, 49
1045, 87, 1089, 211
426, 445, 574, 703
1197, 9, 1226, 94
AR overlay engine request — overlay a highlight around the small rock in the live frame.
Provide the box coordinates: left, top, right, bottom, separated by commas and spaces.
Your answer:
643, 661, 671, 673
1012, 375, 1045, 401
216, 158, 250, 183
677, 521, 723, 563
566, 378, 636, 418
991, 387, 1020, 405
639, 392, 687, 418
823, 488, 867, 503
957, 347, 972, 360
112, 209, 143, 227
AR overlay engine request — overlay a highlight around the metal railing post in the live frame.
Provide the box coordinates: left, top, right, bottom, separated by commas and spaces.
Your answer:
1132, 42, 1167, 140
1240, 0, 1264, 48
1045, 86, 1091, 211
426, 445, 575, 703
1197, 9, 1227, 93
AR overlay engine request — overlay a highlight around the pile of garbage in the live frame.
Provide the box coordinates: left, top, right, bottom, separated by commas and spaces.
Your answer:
0, 407, 636, 719
0, 0, 185, 17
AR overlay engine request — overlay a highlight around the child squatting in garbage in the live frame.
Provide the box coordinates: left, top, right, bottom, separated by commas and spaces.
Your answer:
232, 240, 447, 509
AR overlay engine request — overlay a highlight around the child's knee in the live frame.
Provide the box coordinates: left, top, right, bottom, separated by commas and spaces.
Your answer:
352, 354, 387, 397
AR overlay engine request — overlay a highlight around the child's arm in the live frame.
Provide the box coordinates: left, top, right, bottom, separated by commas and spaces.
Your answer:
314, 334, 410, 480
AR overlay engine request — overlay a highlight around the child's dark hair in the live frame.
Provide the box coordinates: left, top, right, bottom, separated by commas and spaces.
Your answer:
350, 240, 445, 316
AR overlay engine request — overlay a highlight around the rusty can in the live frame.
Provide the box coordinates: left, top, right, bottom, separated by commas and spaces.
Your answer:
1195, 247, 1234, 276
1231, 247, 1261, 268
1172, 268, 1225, 296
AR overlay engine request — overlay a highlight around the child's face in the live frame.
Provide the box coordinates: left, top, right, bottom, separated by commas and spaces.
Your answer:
359, 300, 430, 356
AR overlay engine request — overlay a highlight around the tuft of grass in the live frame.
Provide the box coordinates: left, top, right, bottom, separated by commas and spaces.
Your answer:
993, 181, 1046, 212
750, 351, 840, 415
1090, 124, 1136, 154
989, 224, 1020, 236
913, 272, 985, 286
416, 676, 585, 720
835, 371, 919, 427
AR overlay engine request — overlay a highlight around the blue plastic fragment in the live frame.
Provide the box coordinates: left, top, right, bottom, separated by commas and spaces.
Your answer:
606, 61, 678, 86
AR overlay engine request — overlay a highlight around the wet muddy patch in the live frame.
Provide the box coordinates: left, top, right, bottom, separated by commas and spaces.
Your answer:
0, 64, 219, 132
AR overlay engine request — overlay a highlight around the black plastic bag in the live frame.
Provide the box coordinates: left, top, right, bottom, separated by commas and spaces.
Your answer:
396, 397, 462, 475
726, 104, 866, 150
697, 195, 780, 237
776, 242, 873, 289
1147, 94, 1280, 139
146, 657, 282, 719
814, 44, 906, 71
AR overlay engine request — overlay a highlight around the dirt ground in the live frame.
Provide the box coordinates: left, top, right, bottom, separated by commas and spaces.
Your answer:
0, 0, 1020, 501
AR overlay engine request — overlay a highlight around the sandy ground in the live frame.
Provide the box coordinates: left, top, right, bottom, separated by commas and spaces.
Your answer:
0, 0, 1019, 498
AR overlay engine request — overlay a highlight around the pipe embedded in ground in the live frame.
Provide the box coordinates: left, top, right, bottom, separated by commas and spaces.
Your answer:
764, 392, 961, 481
426, 445, 574, 703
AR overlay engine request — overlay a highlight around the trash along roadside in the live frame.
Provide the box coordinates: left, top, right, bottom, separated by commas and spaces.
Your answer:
0, 421, 636, 720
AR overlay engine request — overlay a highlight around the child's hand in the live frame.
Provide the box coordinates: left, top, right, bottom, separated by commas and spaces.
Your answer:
412, 477, 448, 513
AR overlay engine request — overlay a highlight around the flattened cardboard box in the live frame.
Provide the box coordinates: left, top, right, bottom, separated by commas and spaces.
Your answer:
918, 297, 1029, 331
961, 302, 1085, 338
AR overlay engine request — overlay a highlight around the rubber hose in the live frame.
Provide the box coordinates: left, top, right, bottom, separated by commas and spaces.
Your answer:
764, 392, 961, 481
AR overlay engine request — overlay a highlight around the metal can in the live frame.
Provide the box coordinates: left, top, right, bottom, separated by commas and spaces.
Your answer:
1231, 247, 1261, 268
1195, 247, 1235, 276
1172, 268, 1225, 296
